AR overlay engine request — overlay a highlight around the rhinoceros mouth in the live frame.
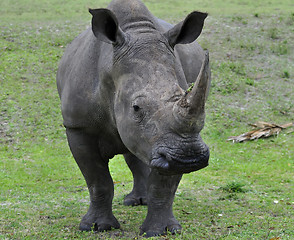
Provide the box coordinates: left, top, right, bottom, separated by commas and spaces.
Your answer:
150, 150, 209, 175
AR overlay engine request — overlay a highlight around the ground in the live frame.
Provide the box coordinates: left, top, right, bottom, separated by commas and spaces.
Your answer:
0, 0, 293, 239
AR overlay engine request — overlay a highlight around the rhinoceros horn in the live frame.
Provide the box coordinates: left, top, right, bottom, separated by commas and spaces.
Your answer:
174, 51, 210, 124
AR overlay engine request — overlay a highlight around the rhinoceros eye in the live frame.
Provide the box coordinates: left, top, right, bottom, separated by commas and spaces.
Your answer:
132, 104, 146, 123
133, 105, 140, 112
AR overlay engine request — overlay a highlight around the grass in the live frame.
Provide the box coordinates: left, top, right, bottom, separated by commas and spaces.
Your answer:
1, 0, 294, 239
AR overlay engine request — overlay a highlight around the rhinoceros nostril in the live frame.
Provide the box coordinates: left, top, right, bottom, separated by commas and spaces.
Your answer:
158, 152, 169, 161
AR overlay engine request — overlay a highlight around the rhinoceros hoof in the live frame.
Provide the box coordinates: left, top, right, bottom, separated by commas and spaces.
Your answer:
123, 192, 147, 206
79, 214, 120, 232
140, 220, 182, 237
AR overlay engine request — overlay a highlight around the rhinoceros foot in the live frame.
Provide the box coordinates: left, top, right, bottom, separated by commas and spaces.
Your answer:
79, 211, 120, 232
123, 192, 147, 206
140, 217, 182, 237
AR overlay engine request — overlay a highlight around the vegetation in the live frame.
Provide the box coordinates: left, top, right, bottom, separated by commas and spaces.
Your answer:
1, 0, 293, 239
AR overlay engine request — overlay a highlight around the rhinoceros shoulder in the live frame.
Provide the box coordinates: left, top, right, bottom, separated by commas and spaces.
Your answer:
57, 29, 114, 129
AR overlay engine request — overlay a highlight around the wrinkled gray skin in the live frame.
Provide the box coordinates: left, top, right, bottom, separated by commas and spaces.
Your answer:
57, 0, 211, 237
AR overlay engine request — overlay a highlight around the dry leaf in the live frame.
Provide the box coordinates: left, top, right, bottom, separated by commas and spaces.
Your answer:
228, 122, 293, 143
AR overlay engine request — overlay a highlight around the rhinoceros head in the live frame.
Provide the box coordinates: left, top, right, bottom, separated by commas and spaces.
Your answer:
90, 8, 210, 175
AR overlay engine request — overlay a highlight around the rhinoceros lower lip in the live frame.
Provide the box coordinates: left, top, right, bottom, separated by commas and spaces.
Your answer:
150, 152, 209, 175
150, 158, 170, 170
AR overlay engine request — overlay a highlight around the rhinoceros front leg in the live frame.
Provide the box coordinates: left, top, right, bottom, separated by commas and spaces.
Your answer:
66, 128, 120, 232
140, 170, 182, 237
123, 153, 150, 206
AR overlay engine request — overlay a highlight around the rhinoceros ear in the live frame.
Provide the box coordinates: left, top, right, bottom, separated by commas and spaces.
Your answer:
164, 11, 207, 48
89, 8, 126, 45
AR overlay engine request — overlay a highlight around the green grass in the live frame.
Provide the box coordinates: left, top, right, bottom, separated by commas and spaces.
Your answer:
1, 0, 294, 239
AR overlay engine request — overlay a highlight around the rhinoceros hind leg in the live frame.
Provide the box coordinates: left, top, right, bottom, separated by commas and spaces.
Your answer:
123, 153, 150, 206
66, 128, 120, 232
124, 194, 147, 206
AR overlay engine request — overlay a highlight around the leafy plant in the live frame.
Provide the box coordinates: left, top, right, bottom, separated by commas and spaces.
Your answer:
268, 27, 279, 39
186, 82, 194, 93
282, 70, 290, 78
220, 181, 248, 193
